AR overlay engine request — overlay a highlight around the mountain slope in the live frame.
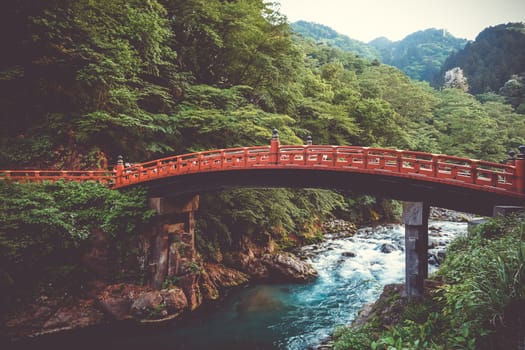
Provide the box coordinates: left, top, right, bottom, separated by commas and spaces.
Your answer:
438, 23, 525, 97
369, 28, 468, 82
291, 22, 467, 83
291, 20, 380, 60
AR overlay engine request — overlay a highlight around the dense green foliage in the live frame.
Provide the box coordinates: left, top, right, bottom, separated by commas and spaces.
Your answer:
1, 2, 522, 167
0, 181, 154, 313
369, 29, 468, 82
196, 189, 346, 258
333, 212, 525, 350
438, 23, 525, 111
291, 23, 468, 83
1, 1, 524, 321
0, 0, 181, 167
291, 21, 380, 61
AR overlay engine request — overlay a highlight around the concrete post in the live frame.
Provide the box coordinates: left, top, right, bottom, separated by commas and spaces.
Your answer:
402, 201, 429, 298
147, 195, 199, 289
493, 205, 524, 217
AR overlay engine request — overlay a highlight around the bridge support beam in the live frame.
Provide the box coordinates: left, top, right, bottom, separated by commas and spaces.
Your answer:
147, 195, 199, 289
402, 201, 429, 298
492, 205, 524, 217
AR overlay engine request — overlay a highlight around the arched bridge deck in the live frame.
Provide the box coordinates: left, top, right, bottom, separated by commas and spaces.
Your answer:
1, 134, 524, 215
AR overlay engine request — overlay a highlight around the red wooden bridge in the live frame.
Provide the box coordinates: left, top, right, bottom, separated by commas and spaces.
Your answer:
1, 130, 524, 215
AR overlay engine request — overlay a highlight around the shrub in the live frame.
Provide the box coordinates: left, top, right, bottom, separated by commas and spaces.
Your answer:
0, 181, 154, 313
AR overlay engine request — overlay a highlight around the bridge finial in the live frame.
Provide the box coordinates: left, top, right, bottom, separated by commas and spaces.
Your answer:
515, 146, 525, 195
270, 128, 280, 164
306, 135, 312, 146
508, 150, 516, 160
115, 155, 125, 184
518, 145, 525, 159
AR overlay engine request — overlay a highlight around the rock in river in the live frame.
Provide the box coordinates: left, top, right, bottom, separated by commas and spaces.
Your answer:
261, 252, 318, 282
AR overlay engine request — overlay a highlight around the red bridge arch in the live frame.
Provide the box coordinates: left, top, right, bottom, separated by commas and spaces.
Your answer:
1, 131, 524, 215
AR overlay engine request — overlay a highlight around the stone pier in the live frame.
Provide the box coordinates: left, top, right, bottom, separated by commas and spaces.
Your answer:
402, 201, 430, 298
147, 195, 199, 289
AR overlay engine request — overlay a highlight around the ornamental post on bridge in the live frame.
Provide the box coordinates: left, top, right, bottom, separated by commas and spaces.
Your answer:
515, 145, 525, 195
270, 128, 280, 164
115, 155, 124, 186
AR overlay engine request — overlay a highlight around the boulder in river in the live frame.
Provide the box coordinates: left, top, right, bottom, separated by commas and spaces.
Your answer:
204, 263, 250, 289
200, 263, 250, 301
379, 243, 397, 253
323, 219, 358, 236
130, 287, 188, 322
261, 252, 318, 282
98, 283, 149, 320
342, 252, 357, 258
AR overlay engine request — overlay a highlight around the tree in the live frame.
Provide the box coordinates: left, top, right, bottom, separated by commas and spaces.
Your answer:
354, 98, 408, 147
443, 67, 469, 91
499, 74, 525, 111
432, 88, 503, 160
162, 0, 303, 113
0, 0, 182, 167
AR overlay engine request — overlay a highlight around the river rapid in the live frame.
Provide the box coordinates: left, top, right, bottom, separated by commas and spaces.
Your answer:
10, 220, 466, 350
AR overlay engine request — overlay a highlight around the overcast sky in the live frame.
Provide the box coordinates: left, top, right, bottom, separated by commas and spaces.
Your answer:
276, 0, 525, 42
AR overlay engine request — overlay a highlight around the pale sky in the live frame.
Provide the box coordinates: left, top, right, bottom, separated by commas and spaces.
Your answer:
276, 0, 525, 42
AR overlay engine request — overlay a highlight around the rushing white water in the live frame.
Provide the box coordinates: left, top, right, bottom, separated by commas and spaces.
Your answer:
20, 221, 467, 350
145, 220, 466, 350
277, 220, 466, 349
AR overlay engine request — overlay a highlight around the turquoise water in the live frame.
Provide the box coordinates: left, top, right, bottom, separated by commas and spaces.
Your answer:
7, 221, 466, 350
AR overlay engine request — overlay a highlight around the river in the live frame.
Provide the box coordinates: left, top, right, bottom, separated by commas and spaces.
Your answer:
10, 221, 466, 350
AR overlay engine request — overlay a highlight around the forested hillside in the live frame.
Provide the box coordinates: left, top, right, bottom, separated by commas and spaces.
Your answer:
1, 2, 522, 172
291, 22, 467, 83
438, 23, 525, 112
369, 28, 468, 82
1, 0, 525, 327
290, 20, 380, 60
1, 0, 524, 255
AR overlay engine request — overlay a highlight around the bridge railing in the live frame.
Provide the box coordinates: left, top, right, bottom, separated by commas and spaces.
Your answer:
115, 146, 273, 185
1, 139, 523, 198
112, 144, 521, 197
0, 170, 115, 185
276, 146, 515, 189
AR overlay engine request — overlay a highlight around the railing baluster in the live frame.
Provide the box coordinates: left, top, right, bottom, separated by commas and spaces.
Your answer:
432, 155, 438, 178
303, 146, 308, 166
471, 160, 478, 184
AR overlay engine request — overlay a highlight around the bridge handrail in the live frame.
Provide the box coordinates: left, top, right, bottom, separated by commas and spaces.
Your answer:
0, 169, 115, 184
0, 143, 523, 198
111, 145, 520, 195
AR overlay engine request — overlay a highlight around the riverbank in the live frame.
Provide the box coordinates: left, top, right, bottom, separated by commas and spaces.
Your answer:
0, 239, 318, 344
2, 212, 472, 348
314, 209, 473, 350
331, 211, 525, 350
